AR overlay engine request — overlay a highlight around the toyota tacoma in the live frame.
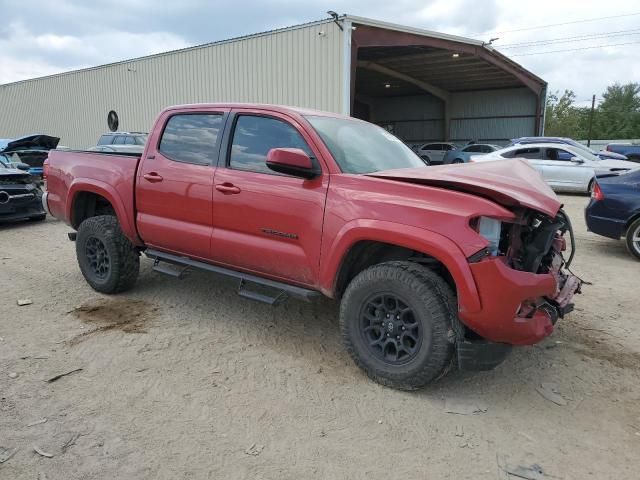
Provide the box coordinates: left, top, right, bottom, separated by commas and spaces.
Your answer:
44, 104, 581, 390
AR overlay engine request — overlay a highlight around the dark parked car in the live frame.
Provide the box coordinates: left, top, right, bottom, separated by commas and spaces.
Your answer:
0, 134, 60, 181
0, 157, 46, 223
586, 170, 640, 260
605, 144, 640, 163
511, 137, 628, 161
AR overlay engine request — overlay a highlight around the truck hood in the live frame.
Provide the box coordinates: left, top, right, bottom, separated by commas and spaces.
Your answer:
367, 159, 561, 217
0, 134, 60, 152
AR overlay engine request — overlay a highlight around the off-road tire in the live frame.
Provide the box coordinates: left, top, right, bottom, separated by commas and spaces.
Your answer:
340, 261, 457, 390
76, 215, 139, 293
625, 217, 640, 260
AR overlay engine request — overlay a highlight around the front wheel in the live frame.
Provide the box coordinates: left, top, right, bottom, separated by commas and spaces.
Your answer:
340, 261, 456, 390
625, 218, 640, 260
76, 215, 140, 293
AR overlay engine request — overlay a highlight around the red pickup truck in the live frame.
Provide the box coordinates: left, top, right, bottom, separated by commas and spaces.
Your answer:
44, 103, 581, 390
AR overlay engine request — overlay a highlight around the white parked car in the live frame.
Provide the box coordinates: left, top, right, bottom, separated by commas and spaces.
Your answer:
87, 145, 145, 154
471, 143, 640, 193
415, 142, 457, 165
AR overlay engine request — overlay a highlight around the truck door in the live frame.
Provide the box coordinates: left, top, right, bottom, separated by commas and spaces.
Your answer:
210, 110, 329, 287
136, 109, 229, 259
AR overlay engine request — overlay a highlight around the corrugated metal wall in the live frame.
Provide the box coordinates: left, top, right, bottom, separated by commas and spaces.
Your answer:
450, 88, 536, 142
374, 95, 443, 141
371, 87, 537, 144
0, 21, 343, 148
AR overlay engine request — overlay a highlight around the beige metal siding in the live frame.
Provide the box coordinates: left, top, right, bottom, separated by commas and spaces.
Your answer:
0, 21, 343, 148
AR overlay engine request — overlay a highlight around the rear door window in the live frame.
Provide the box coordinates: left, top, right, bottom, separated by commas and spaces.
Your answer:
228, 115, 312, 175
512, 147, 541, 159
97, 135, 113, 145
159, 113, 223, 164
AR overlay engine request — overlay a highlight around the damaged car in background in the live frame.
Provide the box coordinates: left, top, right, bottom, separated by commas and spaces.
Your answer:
0, 155, 46, 223
0, 134, 60, 183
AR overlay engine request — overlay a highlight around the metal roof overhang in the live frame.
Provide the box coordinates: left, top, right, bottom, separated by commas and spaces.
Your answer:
349, 20, 546, 97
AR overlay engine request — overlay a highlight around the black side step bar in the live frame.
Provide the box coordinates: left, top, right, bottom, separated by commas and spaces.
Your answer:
145, 248, 320, 305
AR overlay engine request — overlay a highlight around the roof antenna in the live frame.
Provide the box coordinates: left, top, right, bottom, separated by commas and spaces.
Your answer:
482, 37, 499, 46
327, 11, 343, 31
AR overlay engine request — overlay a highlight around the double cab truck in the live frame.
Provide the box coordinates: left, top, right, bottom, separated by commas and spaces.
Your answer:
44, 104, 581, 390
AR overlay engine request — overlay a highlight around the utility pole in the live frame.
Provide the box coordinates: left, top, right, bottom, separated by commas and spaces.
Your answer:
587, 94, 596, 147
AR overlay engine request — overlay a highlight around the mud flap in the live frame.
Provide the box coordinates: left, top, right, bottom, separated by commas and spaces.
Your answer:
457, 339, 512, 371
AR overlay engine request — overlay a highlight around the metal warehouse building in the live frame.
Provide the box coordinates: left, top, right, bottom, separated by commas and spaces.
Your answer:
0, 15, 546, 149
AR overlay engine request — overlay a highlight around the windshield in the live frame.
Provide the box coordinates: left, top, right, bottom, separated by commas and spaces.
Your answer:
305, 116, 426, 174
568, 145, 600, 162
0, 154, 9, 168
570, 142, 601, 157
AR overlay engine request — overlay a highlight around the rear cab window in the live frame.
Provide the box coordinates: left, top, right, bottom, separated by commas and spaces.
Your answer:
158, 113, 224, 164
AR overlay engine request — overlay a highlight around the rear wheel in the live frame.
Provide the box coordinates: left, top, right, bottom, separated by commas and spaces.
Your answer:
76, 215, 140, 293
625, 218, 640, 260
340, 261, 456, 390
452, 159, 464, 164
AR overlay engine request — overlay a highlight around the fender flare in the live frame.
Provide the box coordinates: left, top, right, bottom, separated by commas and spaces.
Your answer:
67, 178, 142, 245
319, 219, 481, 314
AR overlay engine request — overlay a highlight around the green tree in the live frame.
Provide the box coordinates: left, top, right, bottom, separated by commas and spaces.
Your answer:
544, 89, 587, 139
592, 82, 640, 139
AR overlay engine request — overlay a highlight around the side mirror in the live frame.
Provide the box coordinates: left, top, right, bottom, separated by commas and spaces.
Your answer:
570, 157, 584, 164
266, 148, 319, 179
16, 163, 31, 171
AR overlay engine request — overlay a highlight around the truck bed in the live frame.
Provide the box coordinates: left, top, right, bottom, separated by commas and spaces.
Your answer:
46, 149, 142, 241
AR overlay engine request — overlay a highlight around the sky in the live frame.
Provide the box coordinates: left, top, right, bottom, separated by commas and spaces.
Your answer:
1, 0, 639, 107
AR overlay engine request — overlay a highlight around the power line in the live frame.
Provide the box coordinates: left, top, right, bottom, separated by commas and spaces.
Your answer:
473, 11, 640, 36
509, 40, 640, 56
497, 28, 640, 48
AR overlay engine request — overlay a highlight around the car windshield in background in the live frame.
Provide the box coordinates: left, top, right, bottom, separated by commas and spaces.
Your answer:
305, 116, 425, 174
568, 146, 600, 162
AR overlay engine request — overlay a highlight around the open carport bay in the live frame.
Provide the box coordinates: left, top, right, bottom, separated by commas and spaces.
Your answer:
1, 194, 639, 479
350, 21, 545, 146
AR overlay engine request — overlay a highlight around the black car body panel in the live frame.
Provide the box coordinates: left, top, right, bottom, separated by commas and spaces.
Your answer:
0, 134, 60, 152
0, 169, 46, 222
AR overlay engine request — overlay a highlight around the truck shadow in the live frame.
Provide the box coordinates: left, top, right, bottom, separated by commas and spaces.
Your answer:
0, 216, 58, 231
128, 259, 579, 399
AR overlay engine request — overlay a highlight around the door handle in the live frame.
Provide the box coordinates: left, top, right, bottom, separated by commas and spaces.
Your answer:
143, 172, 163, 182
215, 183, 241, 194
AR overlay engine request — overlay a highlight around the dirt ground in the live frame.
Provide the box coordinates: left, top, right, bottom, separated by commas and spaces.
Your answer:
1, 194, 639, 479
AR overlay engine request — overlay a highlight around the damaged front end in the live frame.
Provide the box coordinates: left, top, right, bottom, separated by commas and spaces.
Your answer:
460, 209, 582, 348
508, 210, 581, 323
